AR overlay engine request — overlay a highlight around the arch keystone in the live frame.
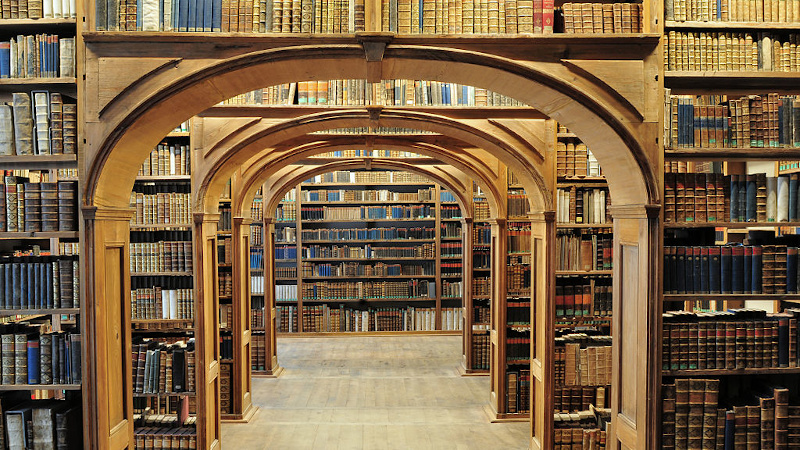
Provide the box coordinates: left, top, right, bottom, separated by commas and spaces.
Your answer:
356, 32, 393, 82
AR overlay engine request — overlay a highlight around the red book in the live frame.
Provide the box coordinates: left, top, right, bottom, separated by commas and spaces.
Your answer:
542, 0, 553, 33
533, 0, 543, 32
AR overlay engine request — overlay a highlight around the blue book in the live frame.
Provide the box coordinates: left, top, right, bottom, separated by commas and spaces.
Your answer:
19, 260, 27, 309
183, 0, 194, 31
723, 410, 734, 450
203, 0, 212, 31
746, 174, 757, 221
791, 174, 799, 220
720, 246, 732, 294
692, 247, 701, 293
45, 262, 53, 308
730, 174, 739, 221
743, 246, 752, 294
27, 336, 39, 384
700, 247, 709, 294
0, 43, 10, 78
778, 317, 790, 367
709, 247, 721, 294
752, 246, 762, 293
731, 246, 744, 294
137, 0, 143, 29
33, 263, 40, 309
195, 0, 204, 32
788, 247, 798, 293
675, 247, 686, 294
212, 0, 221, 31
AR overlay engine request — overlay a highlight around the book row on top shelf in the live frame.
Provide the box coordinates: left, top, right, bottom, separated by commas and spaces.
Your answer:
666, 0, 800, 23
665, 31, 800, 72
93, 0, 646, 34
0, 0, 77, 19
222, 80, 526, 107
0, 34, 76, 80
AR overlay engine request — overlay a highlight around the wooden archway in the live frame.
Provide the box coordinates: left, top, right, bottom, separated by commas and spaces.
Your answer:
82, 38, 660, 450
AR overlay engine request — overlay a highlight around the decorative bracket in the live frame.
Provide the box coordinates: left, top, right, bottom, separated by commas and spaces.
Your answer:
356, 32, 394, 83
366, 105, 383, 122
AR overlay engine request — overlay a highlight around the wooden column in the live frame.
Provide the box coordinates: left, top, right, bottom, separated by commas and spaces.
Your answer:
82, 206, 134, 450
460, 217, 474, 373
530, 211, 555, 450
193, 212, 222, 450
260, 217, 281, 376
609, 205, 661, 450
488, 217, 507, 416
225, 216, 256, 421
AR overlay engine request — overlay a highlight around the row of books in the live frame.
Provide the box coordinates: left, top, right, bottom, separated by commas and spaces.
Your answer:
665, 93, 800, 149
274, 245, 296, 260
129, 241, 194, 274
300, 187, 434, 202
133, 427, 197, 450
299, 204, 435, 221
506, 335, 530, 362
217, 237, 231, 265
473, 276, 490, 296
473, 198, 490, 220
662, 309, 800, 370
130, 191, 191, 226
138, 144, 191, 177
299, 226, 436, 241
441, 191, 457, 203
300, 261, 435, 277
132, 339, 196, 394
300, 279, 436, 299
473, 250, 489, 269
441, 261, 462, 276
0, 92, 76, 157
473, 304, 490, 325
217, 272, 232, 297
301, 243, 436, 259
441, 221, 462, 238
556, 187, 611, 225
555, 385, 607, 414
556, 230, 613, 272
441, 241, 463, 257
507, 300, 530, 326
275, 266, 296, 279
506, 369, 531, 414
665, 0, 800, 22
442, 280, 462, 297
252, 224, 267, 246
661, 380, 800, 449
507, 221, 531, 253
441, 205, 462, 219
275, 202, 296, 222
472, 333, 489, 369
2, 399, 81, 450
0, 327, 81, 385
219, 362, 231, 414
0, 179, 76, 232
0, 255, 78, 309
304, 170, 430, 184
0, 36, 75, 79
250, 199, 263, 222
665, 31, 800, 72
507, 192, 529, 218
554, 334, 613, 386
663, 245, 800, 294
561, 3, 643, 34
276, 304, 461, 332
473, 222, 491, 244
251, 333, 266, 371
553, 426, 607, 450
556, 141, 602, 179
555, 282, 613, 318
218, 333, 233, 359
250, 247, 263, 271
0, 0, 78, 18
131, 279, 195, 320
506, 260, 530, 291
274, 283, 296, 302
217, 205, 231, 231
309, 149, 426, 158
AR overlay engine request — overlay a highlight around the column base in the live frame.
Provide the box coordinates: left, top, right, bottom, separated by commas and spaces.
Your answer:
221, 403, 259, 423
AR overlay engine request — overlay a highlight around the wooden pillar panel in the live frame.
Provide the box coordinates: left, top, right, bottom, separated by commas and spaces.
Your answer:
530, 213, 554, 450
194, 214, 222, 449
83, 207, 134, 450
609, 207, 660, 450
230, 217, 254, 419
462, 218, 474, 371
262, 218, 279, 374
489, 218, 507, 414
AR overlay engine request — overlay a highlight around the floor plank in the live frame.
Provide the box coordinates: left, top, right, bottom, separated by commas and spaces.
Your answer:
222, 335, 529, 449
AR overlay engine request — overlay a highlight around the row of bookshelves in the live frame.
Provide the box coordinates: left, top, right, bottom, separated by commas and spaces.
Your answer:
275, 304, 463, 332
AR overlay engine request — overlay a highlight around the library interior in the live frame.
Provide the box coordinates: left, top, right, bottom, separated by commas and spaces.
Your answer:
0, 0, 799, 448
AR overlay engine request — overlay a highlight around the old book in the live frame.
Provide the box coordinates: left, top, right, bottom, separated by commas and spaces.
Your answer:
22, 182, 40, 232
13, 332, 27, 384
48, 93, 63, 154
11, 93, 32, 155
56, 181, 76, 231
61, 103, 76, 154
5, 403, 32, 450
0, 104, 14, 155
675, 378, 690, 448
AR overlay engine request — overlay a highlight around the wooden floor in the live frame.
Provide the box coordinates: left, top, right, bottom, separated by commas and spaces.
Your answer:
221, 335, 529, 449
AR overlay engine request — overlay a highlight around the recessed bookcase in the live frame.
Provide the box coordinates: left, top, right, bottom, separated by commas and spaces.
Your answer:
662, 0, 800, 439
0, 10, 83, 448
128, 122, 198, 444
257, 168, 464, 335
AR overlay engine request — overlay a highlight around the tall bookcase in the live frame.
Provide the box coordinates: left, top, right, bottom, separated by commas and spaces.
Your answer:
0, 9, 83, 448
661, 1, 800, 445
129, 122, 198, 445
552, 126, 613, 443
258, 168, 465, 335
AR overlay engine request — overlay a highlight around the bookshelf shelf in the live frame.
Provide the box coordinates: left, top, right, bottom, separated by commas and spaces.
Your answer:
555, 270, 613, 276
664, 221, 800, 228
556, 223, 613, 229
0, 231, 79, 239
130, 223, 192, 230
301, 200, 437, 205
664, 20, 800, 30
301, 297, 437, 303
302, 239, 435, 244
0, 18, 76, 26
663, 293, 800, 301
440, 256, 464, 260
665, 147, 800, 161
0, 154, 77, 168
556, 182, 608, 188
166, 131, 190, 137
135, 175, 192, 181
441, 236, 463, 240
557, 132, 578, 138
663, 367, 800, 376
557, 176, 607, 183
0, 77, 77, 86
664, 71, 800, 90
130, 271, 193, 276
0, 384, 81, 391
302, 274, 436, 280
301, 218, 435, 223
0, 308, 80, 315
